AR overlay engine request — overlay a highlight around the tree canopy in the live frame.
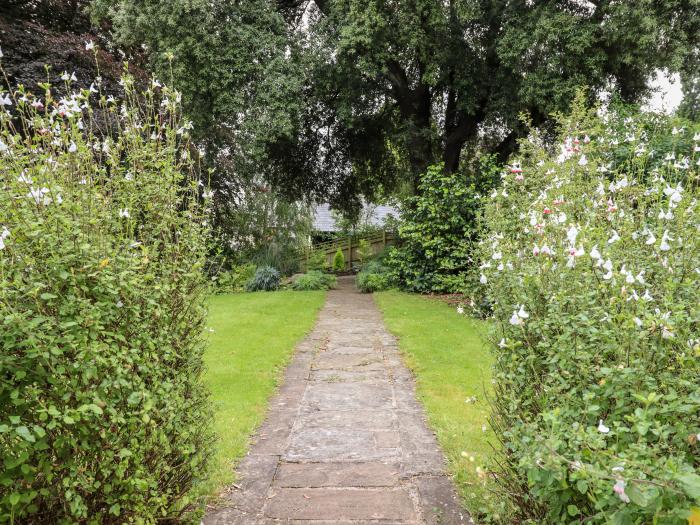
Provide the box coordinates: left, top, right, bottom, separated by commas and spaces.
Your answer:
91, 0, 700, 212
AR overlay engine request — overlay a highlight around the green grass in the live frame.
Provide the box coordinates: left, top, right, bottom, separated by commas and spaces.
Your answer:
202, 290, 326, 495
374, 291, 494, 514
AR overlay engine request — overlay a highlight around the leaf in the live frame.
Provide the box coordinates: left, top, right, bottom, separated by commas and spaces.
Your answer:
567, 504, 579, 516
15, 426, 35, 443
688, 507, 700, 525
40, 293, 57, 300
678, 474, 700, 500
8, 493, 20, 506
626, 482, 655, 507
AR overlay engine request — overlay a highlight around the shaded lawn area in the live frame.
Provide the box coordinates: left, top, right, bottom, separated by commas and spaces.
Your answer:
202, 290, 326, 495
374, 291, 494, 515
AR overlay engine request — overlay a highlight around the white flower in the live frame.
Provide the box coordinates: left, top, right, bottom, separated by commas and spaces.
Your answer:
17, 172, 32, 184
479, 274, 488, 285
578, 154, 588, 166
0, 46, 3, 58
633, 317, 643, 327
492, 251, 502, 260
27, 186, 50, 204
645, 231, 656, 245
590, 245, 601, 261
498, 338, 507, 348
457, 306, 464, 315
664, 184, 683, 208
0, 93, 12, 107
662, 326, 674, 339
607, 230, 620, 244
642, 289, 653, 302
68, 141, 77, 153
659, 230, 672, 251
602, 259, 613, 280
119, 208, 130, 218
0, 226, 9, 250
532, 245, 540, 256
598, 420, 610, 434
541, 245, 553, 256
566, 225, 579, 245
658, 208, 673, 220
202, 189, 214, 199
85, 40, 95, 51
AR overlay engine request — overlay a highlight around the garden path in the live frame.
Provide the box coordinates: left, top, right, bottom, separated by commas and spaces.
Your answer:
204, 277, 470, 524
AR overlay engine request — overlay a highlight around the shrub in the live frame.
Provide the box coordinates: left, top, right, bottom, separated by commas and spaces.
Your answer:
212, 263, 256, 294
357, 238, 373, 266
332, 248, 345, 272
356, 271, 390, 293
0, 73, 214, 522
356, 260, 391, 293
480, 102, 700, 523
291, 271, 337, 291
306, 248, 328, 271
386, 160, 499, 293
246, 265, 280, 291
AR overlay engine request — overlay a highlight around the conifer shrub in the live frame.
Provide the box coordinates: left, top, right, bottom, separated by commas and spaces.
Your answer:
0, 69, 214, 522
332, 248, 345, 272
479, 101, 700, 523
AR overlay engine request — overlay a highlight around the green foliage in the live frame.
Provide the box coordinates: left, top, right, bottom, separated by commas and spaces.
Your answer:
246, 266, 281, 291
356, 260, 391, 293
357, 238, 373, 266
212, 263, 256, 294
283, 0, 700, 204
332, 248, 345, 272
306, 248, 328, 271
291, 271, 337, 291
386, 161, 499, 293
0, 75, 213, 521
480, 102, 700, 523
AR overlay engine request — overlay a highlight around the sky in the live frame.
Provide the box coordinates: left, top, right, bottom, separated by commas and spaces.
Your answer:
644, 70, 684, 114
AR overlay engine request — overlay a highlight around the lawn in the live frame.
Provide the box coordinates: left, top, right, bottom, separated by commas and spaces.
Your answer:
202, 290, 326, 495
374, 291, 494, 515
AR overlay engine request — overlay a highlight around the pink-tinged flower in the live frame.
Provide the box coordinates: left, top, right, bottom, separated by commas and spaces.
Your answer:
510, 162, 523, 174
532, 245, 540, 256
613, 480, 630, 503
583, 135, 591, 143
543, 207, 552, 215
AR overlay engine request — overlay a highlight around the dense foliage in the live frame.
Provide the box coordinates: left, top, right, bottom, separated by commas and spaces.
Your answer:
291, 271, 337, 291
246, 266, 281, 291
386, 162, 497, 293
356, 260, 391, 294
212, 263, 256, 294
273, 0, 700, 205
480, 103, 700, 523
0, 73, 213, 521
332, 248, 345, 272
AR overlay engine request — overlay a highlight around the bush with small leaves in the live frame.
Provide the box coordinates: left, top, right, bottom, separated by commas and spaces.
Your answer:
291, 271, 337, 291
479, 98, 700, 524
246, 265, 281, 291
0, 66, 214, 522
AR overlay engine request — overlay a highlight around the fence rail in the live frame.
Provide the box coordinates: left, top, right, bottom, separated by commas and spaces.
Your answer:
298, 231, 397, 272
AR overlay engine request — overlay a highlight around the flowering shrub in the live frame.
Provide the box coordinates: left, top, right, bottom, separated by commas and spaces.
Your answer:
480, 102, 700, 523
0, 64, 214, 521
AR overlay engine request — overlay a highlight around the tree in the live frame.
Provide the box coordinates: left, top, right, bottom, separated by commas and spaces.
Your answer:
276, 0, 700, 196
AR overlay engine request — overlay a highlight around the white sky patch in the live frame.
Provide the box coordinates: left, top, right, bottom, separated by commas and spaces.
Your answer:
643, 70, 683, 114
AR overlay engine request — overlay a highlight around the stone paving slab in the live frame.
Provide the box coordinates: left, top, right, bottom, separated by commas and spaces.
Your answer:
204, 277, 471, 525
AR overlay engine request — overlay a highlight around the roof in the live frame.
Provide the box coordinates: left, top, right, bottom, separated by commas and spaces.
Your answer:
312, 203, 400, 232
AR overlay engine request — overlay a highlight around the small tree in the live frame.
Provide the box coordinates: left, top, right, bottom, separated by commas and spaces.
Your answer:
333, 248, 345, 272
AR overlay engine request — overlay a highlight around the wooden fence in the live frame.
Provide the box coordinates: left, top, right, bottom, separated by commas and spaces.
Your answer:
299, 231, 397, 272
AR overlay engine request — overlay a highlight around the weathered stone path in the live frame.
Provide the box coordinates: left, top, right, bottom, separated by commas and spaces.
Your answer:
204, 277, 470, 524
